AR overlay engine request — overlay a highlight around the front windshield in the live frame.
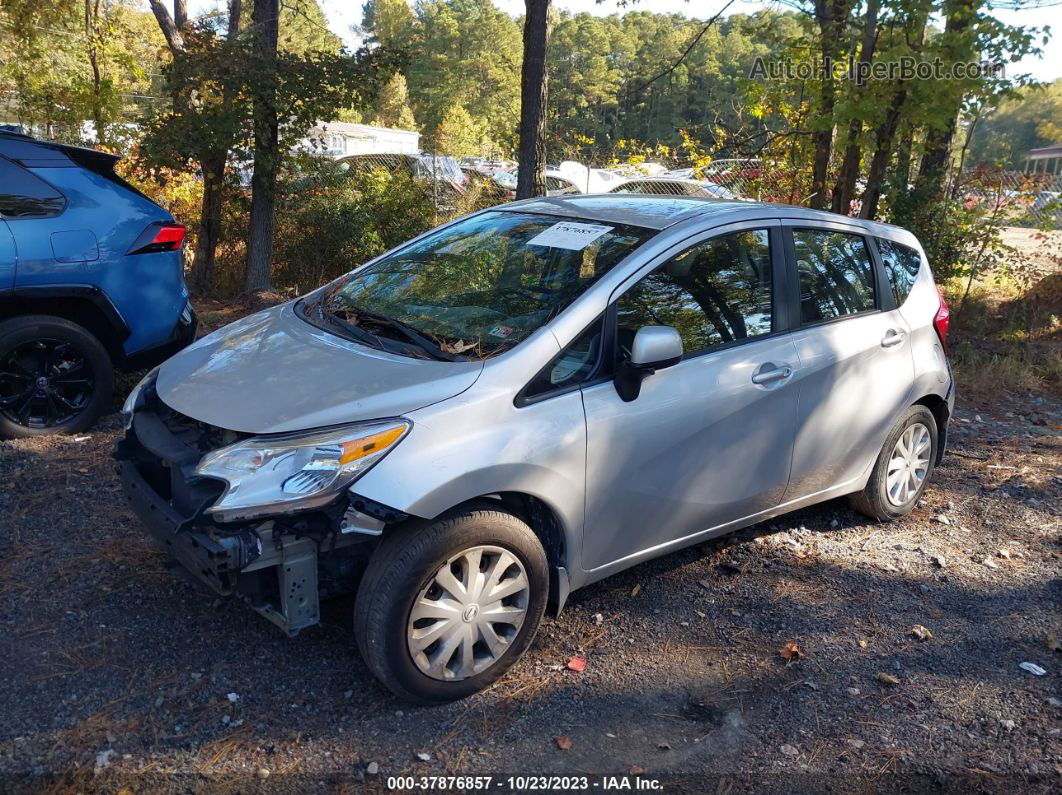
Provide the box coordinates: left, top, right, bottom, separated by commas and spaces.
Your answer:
303, 210, 655, 359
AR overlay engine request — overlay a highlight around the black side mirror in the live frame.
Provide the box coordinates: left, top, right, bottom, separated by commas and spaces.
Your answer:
614, 326, 683, 402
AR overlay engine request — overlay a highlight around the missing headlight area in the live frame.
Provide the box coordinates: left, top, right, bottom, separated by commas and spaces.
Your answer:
114, 387, 405, 636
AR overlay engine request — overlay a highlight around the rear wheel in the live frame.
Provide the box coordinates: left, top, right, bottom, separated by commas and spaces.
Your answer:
851, 405, 938, 521
354, 503, 548, 702
0, 315, 113, 438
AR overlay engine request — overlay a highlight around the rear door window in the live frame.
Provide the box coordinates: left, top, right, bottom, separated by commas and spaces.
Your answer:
876, 238, 922, 306
791, 229, 875, 323
0, 157, 65, 219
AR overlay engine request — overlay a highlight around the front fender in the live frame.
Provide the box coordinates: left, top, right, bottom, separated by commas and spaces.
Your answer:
348, 387, 588, 576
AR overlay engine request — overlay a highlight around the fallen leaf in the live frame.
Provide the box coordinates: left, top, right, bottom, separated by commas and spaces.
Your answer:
876, 672, 900, 686
629, 765, 646, 775
779, 641, 803, 663
554, 736, 572, 750
630, 584, 641, 597
857, 638, 868, 649
909, 624, 933, 641
1045, 633, 1061, 653
567, 656, 586, 673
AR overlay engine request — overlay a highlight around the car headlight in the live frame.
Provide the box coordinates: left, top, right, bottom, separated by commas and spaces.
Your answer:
195, 419, 411, 522
122, 366, 160, 428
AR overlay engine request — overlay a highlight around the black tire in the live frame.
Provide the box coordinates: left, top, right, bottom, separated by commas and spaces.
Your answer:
0, 315, 114, 438
851, 404, 938, 521
354, 503, 549, 703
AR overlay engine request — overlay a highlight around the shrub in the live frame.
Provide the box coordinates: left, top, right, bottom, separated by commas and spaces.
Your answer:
272, 158, 436, 292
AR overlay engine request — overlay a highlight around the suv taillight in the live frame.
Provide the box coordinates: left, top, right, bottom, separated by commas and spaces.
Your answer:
933, 285, 950, 354
127, 222, 186, 255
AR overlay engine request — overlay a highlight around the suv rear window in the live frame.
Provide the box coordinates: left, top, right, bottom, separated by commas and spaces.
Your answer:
0, 157, 65, 218
876, 238, 922, 307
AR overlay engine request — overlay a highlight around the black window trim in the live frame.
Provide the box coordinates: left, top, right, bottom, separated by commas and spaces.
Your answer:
514, 313, 610, 407
782, 223, 883, 330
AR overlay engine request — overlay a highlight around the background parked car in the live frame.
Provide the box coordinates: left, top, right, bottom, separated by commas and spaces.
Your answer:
0, 130, 195, 438
492, 169, 583, 198
336, 153, 469, 196
608, 177, 738, 199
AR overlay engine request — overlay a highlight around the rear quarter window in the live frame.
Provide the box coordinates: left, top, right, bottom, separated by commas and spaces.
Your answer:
0, 157, 65, 219
876, 238, 923, 306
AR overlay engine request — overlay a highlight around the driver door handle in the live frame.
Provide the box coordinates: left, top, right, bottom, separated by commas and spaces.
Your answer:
751, 363, 793, 385
881, 329, 906, 348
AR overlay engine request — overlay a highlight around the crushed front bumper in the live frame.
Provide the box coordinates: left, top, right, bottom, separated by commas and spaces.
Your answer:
114, 396, 373, 636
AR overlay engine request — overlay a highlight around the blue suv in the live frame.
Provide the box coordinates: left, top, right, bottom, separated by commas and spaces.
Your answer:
0, 130, 196, 437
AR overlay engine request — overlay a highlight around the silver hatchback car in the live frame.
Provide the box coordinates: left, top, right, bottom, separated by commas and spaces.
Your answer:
116, 196, 954, 702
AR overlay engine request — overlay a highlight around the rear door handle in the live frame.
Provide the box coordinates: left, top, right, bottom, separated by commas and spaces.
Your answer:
881, 329, 906, 348
751, 363, 793, 385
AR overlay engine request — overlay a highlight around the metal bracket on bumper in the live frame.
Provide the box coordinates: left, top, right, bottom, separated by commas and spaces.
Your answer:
242, 536, 320, 637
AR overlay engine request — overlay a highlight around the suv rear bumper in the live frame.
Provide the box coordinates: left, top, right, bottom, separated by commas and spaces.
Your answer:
121, 303, 197, 371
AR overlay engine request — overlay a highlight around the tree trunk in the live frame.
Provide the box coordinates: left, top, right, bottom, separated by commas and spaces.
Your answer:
858, 88, 905, 219
857, 2, 929, 219
244, 0, 280, 293
516, 0, 550, 200
148, 0, 186, 53
915, 0, 976, 199
809, 0, 853, 211
830, 0, 879, 215
85, 0, 106, 148
190, 157, 225, 293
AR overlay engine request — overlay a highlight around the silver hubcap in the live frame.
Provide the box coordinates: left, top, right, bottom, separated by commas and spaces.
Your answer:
407, 545, 530, 681
886, 422, 931, 506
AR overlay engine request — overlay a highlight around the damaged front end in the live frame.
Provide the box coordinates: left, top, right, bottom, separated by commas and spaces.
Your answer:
114, 377, 409, 636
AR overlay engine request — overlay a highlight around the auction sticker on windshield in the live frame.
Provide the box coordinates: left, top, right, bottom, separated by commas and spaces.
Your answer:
527, 222, 614, 250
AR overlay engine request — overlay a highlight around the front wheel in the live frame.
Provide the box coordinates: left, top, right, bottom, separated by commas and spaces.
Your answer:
354, 503, 548, 702
0, 315, 114, 438
851, 404, 938, 521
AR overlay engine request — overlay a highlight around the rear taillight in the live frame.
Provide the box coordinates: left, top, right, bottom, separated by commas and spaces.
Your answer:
127, 221, 186, 255
933, 285, 950, 353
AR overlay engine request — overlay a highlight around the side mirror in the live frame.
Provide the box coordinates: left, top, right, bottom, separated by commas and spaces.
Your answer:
614, 325, 683, 402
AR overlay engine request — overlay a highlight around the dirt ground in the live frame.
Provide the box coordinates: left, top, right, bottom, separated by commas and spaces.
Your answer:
2, 237, 1061, 793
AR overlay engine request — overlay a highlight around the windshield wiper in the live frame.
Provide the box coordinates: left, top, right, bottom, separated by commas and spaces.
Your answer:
349, 307, 468, 362
318, 307, 389, 351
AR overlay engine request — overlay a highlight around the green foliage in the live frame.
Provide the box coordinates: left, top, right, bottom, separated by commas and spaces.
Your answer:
968, 80, 1062, 169
374, 72, 417, 130
0, 0, 166, 143
434, 105, 489, 156
271, 156, 435, 290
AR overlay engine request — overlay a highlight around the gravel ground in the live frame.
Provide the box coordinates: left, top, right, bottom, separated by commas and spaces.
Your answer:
1, 385, 1059, 793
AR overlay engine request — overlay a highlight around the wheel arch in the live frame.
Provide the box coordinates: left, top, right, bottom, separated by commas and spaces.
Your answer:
0, 286, 130, 363
421, 491, 572, 616
913, 393, 950, 466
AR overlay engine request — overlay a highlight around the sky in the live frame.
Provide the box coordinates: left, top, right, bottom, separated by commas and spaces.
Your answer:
187, 0, 1062, 83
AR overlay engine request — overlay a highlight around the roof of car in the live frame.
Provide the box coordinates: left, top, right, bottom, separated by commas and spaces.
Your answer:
500, 193, 911, 239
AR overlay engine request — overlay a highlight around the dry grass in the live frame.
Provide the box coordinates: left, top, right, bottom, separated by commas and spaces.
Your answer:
947, 231, 1062, 398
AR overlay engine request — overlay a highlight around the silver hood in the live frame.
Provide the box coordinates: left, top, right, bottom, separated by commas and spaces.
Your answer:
156, 302, 484, 434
